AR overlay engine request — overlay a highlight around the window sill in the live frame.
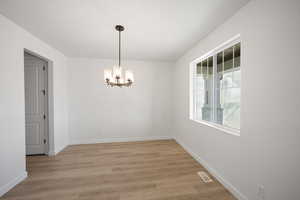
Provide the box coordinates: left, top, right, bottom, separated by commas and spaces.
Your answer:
190, 119, 240, 136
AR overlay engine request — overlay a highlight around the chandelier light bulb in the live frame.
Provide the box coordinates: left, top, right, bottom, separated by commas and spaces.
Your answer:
125, 70, 134, 82
104, 69, 112, 81
113, 66, 122, 79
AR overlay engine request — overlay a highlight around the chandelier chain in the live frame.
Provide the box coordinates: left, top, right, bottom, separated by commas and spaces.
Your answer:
119, 30, 121, 67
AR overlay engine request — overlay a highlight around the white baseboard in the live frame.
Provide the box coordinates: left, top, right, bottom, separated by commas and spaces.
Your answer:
48, 150, 56, 156
0, 171, 27, 197
48, 143, 68, 156
174, 137, 248, 200
70, 136, 173, 145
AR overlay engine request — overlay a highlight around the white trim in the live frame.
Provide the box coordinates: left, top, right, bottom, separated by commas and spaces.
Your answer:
48, 143, 68, 156
189, 34, 241, 134
191, 34, 241, 65
55, 144, 68, 155
48, 150, 56, 156
69, 136, 172, 145
189, 61, 194, 120
0, 171, 27, 197
192, 119, 240, 136
174, 137, 248, 200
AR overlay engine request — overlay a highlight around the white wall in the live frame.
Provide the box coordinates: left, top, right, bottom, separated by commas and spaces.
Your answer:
2, 0, 300, 199
0, 14, 69, 195
68, 58, 172, 144
172, 0, 300, 200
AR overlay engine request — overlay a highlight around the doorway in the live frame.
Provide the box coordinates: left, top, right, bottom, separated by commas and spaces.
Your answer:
24, 52, 49, 155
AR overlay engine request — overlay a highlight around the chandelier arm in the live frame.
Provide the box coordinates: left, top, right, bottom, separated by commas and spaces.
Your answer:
106, 80, 132, 87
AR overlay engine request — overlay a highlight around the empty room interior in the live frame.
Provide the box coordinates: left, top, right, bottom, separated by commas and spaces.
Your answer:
0, 0, 300, 200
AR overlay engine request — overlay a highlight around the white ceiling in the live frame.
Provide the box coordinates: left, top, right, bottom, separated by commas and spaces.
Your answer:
0, 0, 249, 61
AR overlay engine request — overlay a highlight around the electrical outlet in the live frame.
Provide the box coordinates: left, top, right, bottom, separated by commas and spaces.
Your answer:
257, 185, 265, 200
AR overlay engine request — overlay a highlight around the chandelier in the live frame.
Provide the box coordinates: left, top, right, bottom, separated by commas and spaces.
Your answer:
104, 25, 134, 87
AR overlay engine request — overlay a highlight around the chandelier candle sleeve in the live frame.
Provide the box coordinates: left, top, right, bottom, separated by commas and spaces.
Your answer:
125, 70, 134, 82
113, 66, 122, 78
104, 69, 112, 81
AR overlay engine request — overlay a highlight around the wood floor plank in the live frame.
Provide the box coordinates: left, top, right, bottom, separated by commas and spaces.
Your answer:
1, 140, 236, 200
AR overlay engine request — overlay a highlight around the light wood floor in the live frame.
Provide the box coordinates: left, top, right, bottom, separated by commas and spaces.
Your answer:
1, 140, 236, 200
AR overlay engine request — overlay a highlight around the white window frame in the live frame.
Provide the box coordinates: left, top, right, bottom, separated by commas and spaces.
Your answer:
189, 34, 241, 136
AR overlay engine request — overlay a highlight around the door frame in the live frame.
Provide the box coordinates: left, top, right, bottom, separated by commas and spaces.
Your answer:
24, 49, 54, 156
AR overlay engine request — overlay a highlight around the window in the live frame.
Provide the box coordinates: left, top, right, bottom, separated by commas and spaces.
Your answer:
190, 36, 241, 134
